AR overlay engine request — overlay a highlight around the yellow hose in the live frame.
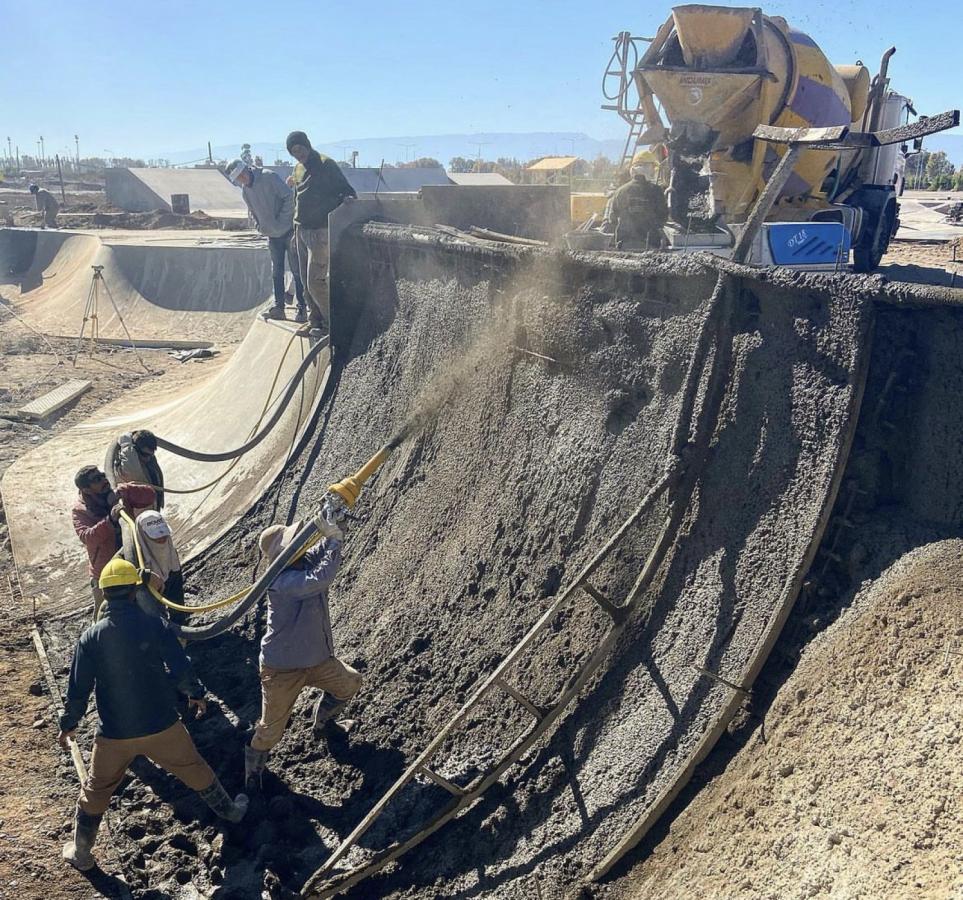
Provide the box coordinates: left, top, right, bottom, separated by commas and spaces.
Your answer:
120, 510, 321, 615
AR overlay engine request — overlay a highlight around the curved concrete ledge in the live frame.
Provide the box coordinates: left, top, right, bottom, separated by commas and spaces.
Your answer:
0, 228, 271, 343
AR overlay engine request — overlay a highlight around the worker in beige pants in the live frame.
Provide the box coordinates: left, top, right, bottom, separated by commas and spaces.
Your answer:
58, 559, 247, 872
244, 515, 362, 793
251, 658, 363, 752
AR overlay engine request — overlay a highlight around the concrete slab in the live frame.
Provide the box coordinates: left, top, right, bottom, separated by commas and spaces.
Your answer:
106, 167, 248, 218
897, 197, 963, 241
0, 229, 271, 344
17, 379, 91, 421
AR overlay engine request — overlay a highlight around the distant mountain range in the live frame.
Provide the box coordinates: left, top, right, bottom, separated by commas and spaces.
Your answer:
161, 129, 963, 169
160, 133, 628, 168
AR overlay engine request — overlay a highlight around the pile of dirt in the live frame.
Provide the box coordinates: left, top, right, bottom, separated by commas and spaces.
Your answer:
611, 536, 963, 900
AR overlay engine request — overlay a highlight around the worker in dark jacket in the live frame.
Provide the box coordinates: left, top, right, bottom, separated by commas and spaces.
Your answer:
286, 130, 357, 337
106, 429, 165, 509
227, 158, 307, 323
58, 558, 247, 872
604, 166, 668, 250
243, 514, 361, 794
71, 466, 156, 618
29, 183, 59, 228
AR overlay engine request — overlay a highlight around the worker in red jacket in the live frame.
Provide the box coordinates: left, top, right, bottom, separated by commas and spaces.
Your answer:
71, 465, 155, 618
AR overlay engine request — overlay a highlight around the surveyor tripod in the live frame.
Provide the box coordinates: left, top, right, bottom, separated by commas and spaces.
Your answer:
73, 264, 150, 372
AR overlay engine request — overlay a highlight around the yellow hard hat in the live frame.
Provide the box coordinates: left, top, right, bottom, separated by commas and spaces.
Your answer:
98, 558, 141, 590
631, 149, 659, 166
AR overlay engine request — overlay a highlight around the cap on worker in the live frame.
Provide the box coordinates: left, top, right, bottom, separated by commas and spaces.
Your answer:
74, 464, 106, 490
286, 131, 311, 153
259, 520, 302, 563
28, 183, 39, 194
138, 510, 171, 540
226, 158, 248, 185
99, 558, 142, 590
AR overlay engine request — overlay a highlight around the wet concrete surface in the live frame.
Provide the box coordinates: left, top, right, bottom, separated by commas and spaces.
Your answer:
39, 231, 895, 898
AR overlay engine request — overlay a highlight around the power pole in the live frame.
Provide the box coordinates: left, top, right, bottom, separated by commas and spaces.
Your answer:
56, 155, 66, 202
5, 137, 10, 166
75, 134, 80, 170
39, 136, 45, 166
207, 141, 213, 165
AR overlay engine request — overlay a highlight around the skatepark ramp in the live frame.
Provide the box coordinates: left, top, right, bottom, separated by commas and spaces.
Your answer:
0, 227, 328, 617
105, 167, 248, 219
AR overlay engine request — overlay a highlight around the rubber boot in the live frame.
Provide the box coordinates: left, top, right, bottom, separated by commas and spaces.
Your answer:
312, 692, 351, 740
243, 744, 270, 795
294, 307, 308, 324
198, 777, 249, 823
62, 806, 102, 872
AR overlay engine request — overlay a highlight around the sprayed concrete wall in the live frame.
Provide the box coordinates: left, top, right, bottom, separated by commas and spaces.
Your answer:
143, 227, 873, 898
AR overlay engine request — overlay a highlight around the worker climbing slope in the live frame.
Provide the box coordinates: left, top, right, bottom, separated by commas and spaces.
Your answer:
243, 509, 362, 795
57, 559, 248, 872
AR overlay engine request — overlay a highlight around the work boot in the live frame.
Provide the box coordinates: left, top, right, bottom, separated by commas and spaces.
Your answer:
261, 305, 286, 321
198, 777, 249, 823
62, 806, 102, 872
243, 744, 270, 795
294, 307, 308, 324
312, 692, 350, 740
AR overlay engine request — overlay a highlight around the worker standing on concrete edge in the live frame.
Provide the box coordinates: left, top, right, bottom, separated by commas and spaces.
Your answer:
72, 466, 156, 618
29, 183, 59, 229
58, 558, 248, 872
106, 430, 165, 509
286, 130, 357, 339
227, 157, 308, 323
243, 513, 362, 794
603, 161, 668, 251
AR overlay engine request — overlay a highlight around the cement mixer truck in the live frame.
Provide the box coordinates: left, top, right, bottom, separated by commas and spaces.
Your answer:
602, 4, 958, 271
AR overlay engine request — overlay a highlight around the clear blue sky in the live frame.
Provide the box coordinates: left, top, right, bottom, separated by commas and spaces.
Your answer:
4, 0, 960, 160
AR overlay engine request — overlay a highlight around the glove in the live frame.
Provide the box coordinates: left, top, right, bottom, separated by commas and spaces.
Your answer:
319, 504, 344, 542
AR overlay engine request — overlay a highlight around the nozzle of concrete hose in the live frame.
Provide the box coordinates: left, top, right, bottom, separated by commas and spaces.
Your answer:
173, 441, 400, 642
327, 439, 398, 508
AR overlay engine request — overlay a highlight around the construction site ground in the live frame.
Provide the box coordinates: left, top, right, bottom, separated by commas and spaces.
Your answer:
1, 230, 962, 900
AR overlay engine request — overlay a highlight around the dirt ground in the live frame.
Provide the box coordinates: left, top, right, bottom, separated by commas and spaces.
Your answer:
1, 235, 962, 900
0, 186, 230, 231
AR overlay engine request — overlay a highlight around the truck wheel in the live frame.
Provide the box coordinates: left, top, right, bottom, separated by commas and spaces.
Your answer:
853, 202, 895, 273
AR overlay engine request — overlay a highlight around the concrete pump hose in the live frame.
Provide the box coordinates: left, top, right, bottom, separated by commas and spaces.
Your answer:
172, 516, 324, 642
106, 335, 328, 472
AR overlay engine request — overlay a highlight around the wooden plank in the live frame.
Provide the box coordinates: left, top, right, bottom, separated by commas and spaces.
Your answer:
493, 676, 544, 721
418, 766, 466, 798
17, 379, 90, 421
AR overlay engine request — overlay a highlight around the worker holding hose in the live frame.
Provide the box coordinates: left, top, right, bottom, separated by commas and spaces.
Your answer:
119, 510, 185, 623
243, 512, 362, 794
72, 466, 156, 618
106, 430, 165, 509
58, 558, 248, 872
